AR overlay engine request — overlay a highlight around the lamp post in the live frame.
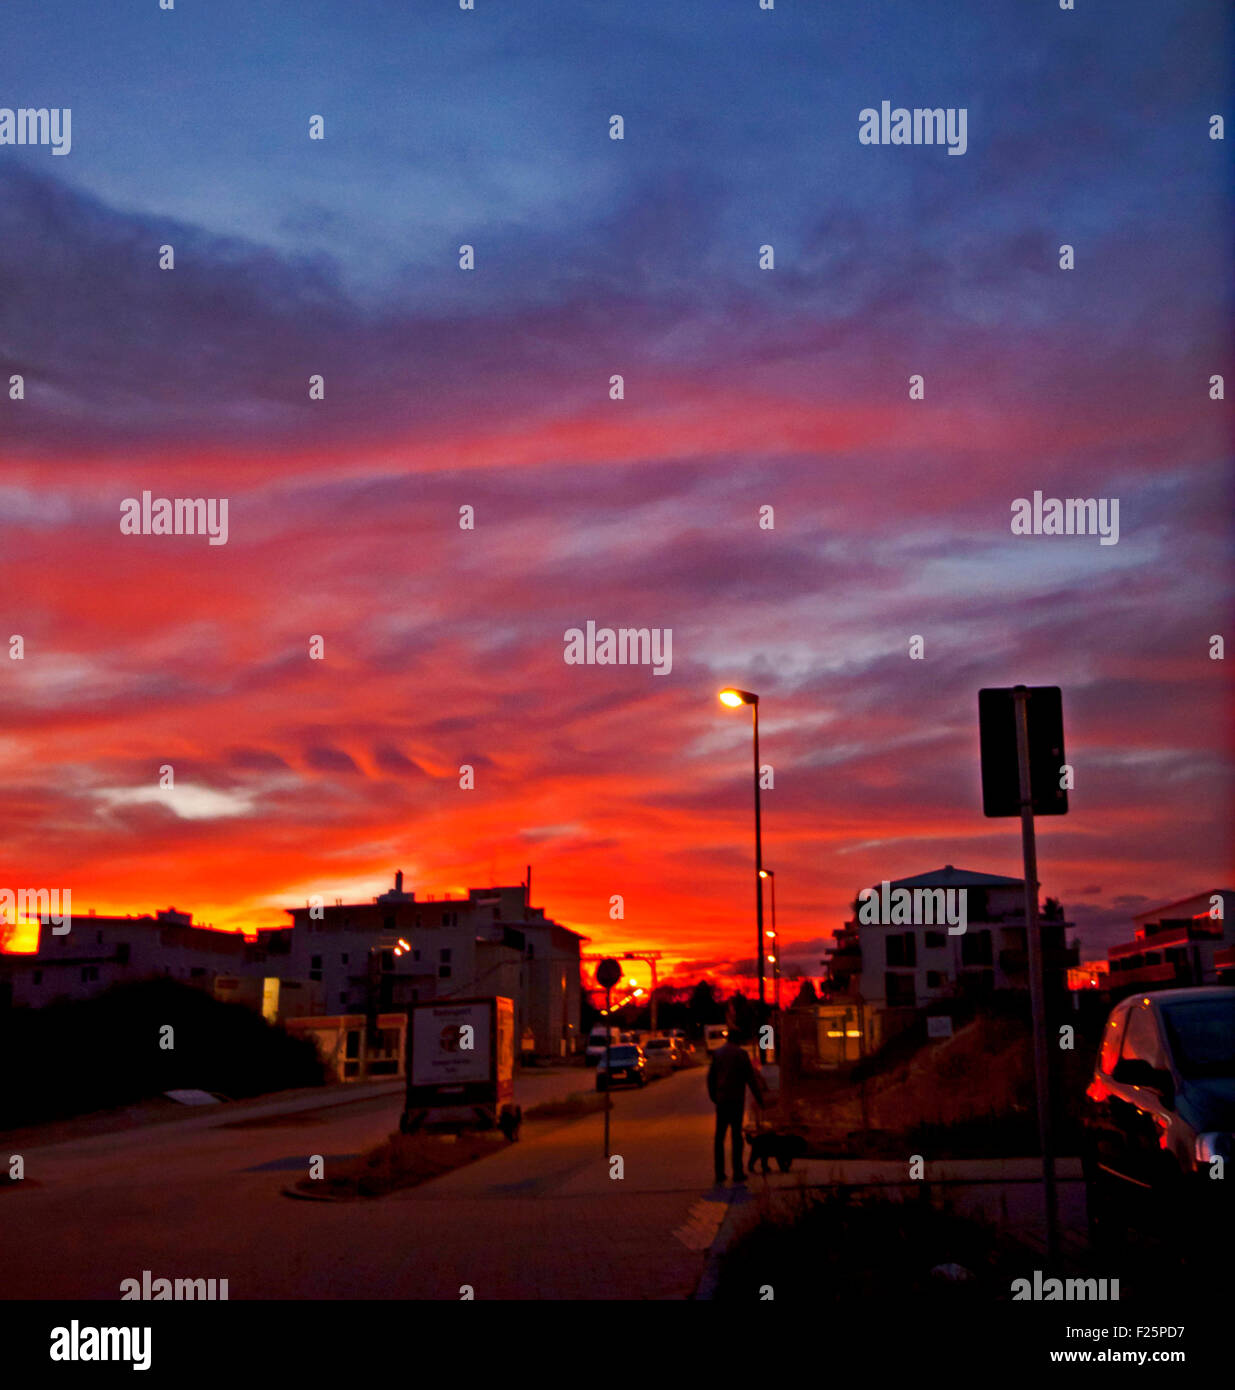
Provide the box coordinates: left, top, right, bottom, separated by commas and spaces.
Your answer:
719, 687, 766, 1061
760, 868, 780, 1015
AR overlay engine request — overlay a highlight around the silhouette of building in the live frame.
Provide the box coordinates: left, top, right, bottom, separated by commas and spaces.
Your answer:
0, 907, 271, 1009
822, 864, 1075, 1050
1104, 889, 1235, 996
258, 872, 584, 1058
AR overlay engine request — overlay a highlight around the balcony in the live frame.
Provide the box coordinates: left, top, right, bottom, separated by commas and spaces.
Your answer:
998, 946, 1079, 974
1111, 961, 1184, 987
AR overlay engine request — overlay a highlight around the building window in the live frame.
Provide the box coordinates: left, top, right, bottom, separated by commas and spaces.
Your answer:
384, 915, 395, 931
885, 972, 915, 1007
441, 913, 449, 927
32, 969, 42, 985
961, 931, 992, 966
924, 932, 945, 949
341, 953, 349, 965
926, 971, 944, 989
81, 966, 99, 983
493, 907, 500, 920
439, 966, 451, 980
412, 949, 420, 962
340, 993, 349, 1006
440, 948, 452, 963
190, 967, 206, 978
96, 930, 103, 944
310, 955, 322, 970
886, 933, 916, 968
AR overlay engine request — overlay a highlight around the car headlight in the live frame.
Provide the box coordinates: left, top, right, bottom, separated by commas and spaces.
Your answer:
1195, 1132, 1233, 1164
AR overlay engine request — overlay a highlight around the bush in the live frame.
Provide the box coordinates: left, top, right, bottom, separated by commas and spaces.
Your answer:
0, 978, 325, 1129
714, 1187, 1025, 1302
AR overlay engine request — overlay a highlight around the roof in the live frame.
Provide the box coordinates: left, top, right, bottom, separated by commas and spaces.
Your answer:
1120, 986, 1235, 1006
1132, 889, 1235, 922
884, 865, 1024, 889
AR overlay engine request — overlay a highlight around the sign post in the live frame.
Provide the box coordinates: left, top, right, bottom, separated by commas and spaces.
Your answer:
1014, 688, 1057, 1263
979, 685, 1066, 1263
596, 958, 622, 1160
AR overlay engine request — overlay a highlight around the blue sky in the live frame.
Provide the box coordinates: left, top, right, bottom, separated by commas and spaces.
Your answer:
1, 0, 1231, 972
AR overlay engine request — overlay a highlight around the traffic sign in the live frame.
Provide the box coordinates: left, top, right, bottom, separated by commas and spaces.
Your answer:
596, 958, 622, 988
978, 685, 1068, 817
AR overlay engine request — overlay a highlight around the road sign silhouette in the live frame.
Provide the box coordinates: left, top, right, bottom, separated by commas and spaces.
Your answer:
978, 685, 1068, 817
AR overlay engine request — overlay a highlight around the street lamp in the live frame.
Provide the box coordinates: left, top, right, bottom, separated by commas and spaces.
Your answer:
719, 686, 766, 1060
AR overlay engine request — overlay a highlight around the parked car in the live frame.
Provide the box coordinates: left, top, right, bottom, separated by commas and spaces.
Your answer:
668, 1029, 695, 1061
1081, 987, 1235, 1249
585, 1026, 621, 1066
704, 1024, 730, 1053
641, 1036, 678, 1078
595, 1043, 647, 1090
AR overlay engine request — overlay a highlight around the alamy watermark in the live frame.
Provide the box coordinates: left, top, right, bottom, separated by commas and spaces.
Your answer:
0, 106, 71, 155
120, 491, 229, 546
1011, 491, 1119, 545
120, 1271, 228, 1300
563, 621, 672, 676
1011, 1271, 1119, 1301
859, 101, 967, 155
0, 887, 71, 934
857, 881, 967, 934
50, 1322, 150, 1371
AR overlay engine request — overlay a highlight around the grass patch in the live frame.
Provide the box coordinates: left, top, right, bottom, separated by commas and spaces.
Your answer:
292, 1130, 509, 1200
522, 1092, 607, 1122
713, 1187, 1028, 1302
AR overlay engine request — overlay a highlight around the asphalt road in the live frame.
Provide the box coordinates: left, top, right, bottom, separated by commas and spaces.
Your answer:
1, 1066, 729, 1300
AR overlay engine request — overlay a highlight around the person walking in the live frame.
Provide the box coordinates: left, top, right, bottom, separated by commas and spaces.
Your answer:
707, 1028, 764, 1183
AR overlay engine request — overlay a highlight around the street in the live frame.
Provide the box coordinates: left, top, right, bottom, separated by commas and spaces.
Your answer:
1, 1068, 731, 1300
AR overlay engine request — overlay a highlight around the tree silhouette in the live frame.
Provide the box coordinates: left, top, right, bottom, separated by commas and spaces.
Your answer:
687, 980, 721, 1028
790, 979, 819, 1008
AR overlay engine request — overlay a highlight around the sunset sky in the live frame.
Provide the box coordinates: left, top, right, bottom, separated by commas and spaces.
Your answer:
1, 1, 1231, 984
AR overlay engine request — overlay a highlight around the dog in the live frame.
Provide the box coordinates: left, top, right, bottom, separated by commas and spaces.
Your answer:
747, 1128, 809, 1174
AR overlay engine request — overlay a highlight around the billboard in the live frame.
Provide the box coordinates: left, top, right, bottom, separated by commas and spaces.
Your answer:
409, 1000, 493, 1089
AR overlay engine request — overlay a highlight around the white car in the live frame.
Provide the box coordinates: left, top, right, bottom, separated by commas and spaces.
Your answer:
641, 1037, 677, 1078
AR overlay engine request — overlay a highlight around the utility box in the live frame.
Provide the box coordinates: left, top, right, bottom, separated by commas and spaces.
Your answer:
400, 996, 519, 1138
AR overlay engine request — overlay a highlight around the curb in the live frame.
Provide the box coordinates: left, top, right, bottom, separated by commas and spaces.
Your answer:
693, 1187, 759, 1300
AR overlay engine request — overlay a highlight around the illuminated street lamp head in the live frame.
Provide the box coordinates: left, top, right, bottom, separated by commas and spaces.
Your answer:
719, 687, 758, 708
759, 868, 773, 879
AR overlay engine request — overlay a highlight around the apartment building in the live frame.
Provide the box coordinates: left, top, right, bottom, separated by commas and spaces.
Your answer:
259, 872, 584, 1058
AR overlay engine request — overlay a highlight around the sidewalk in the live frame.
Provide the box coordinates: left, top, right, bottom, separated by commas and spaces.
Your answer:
5, 1076, 405, 1157
7, 1062, 595, 1158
